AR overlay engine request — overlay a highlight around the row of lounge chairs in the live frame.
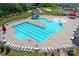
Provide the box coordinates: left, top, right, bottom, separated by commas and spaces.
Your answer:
3, 42, 73, 53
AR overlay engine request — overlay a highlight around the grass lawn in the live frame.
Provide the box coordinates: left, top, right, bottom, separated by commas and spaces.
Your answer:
7, 50, 57, 56
0, 11, 31, 26
7, 50, 44, 56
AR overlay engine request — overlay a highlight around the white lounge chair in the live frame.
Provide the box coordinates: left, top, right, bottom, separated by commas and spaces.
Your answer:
9, 44, 13, 48
11, 44, 15, 49
23, 47, 27, 52
27, 47, 30, 52
66, 44, 71, 48
16, 45, 20, 51
50, 47, 54, 52
12, 45, 17, 49
41, 47, 45, 52
63, 45, 69, 50
14, 45, 18, 50
47, 47, 52, 52
29, 47, 33, 52
65, 45, 69, 48
26, 48, 29, 52
63, 45, 67, 49
18, 46, 22, 51
20, 46, 24, 51
44, 47, 49, 52
10, 44, 15, 49
25, 47, 28, 52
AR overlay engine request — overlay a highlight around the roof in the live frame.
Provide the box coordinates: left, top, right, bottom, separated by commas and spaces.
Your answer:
74, 26, 79, 38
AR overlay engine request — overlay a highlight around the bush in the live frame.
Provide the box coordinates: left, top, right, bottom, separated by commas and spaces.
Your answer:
67, 48, 74, 56
0, 44, 5, 53
62, 13, 67, 16
5, 46, 10, 55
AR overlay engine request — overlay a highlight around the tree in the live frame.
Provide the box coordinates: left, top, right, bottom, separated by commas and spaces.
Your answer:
39, 3, 48, 7
0, 3, 28, 18
20, 4, 28, 11
0, 10, 4, 17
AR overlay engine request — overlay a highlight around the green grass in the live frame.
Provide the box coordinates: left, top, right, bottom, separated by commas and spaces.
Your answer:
7, 50, 55, 56
0, 11, 31, 26
7, 50, 45, 56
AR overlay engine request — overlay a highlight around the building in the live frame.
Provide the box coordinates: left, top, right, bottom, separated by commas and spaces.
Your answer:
73, 26, 79, 46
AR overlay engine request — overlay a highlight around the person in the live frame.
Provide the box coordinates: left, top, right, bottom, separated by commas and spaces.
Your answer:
28, 39, 31, 42
59, 23, 62, 26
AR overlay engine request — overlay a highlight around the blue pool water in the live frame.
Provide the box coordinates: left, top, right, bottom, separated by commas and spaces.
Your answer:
12, 18, 63, 42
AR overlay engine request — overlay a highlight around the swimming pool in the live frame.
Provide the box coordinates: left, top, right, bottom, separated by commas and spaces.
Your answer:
12, 18, 63, 42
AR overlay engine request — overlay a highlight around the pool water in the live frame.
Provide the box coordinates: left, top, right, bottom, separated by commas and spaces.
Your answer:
12, 18, 63, 42
14, 31, 30, 40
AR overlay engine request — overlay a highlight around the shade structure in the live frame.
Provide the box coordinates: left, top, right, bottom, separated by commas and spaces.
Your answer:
2, 25, 6, 32
68, 12, 77, 16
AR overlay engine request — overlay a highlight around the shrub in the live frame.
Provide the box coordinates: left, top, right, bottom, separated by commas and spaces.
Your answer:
67, 48, 74, 56
5, 46, 10, 55
0, 44, 5, 53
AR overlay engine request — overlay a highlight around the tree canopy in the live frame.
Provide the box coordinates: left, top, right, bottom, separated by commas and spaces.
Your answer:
0, 3, 28, 18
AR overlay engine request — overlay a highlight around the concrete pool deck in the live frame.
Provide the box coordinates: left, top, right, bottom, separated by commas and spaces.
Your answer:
1, 15, 79, 49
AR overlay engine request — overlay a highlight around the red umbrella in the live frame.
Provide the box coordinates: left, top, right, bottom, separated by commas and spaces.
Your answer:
68, 12, 77, 16
2, 25, 6, 32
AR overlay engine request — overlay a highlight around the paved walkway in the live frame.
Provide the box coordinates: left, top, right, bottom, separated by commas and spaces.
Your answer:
1, 15, 79, 49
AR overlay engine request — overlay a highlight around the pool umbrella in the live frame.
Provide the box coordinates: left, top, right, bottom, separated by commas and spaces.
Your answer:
2, 25, 6, 34
68, 12, 77, 16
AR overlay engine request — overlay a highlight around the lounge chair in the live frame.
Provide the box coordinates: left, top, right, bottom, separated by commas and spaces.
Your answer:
21, 46, 24, 51
41, 47, 45, 52
50, 47, 55, 52
65, 45, 69, 48
63, 45, 67, 49
10, 44, 15, 49
16, 45, 20, 51
18, 46, 22, 51
26, 48, 29, 52
27, 47, 31, 52
63, 45, 69, 51
14, 45, 18, 50
67, 44, 72, 48
8, 44, 13, 48
23, 47, 27, 52
11, 44, 16, 49
13, 45, 17, 49
29, 47, 33, 52
44, 47, 49, 52
47, 47, 52, 52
